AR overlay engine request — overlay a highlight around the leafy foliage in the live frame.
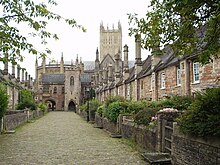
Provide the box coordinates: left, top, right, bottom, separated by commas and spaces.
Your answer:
97, 105, 104, 116
126, 100, 147, 114
79, 103, 88, 111
178, 87, 220, 137
16, 89, 36, 110
0, 83, 9, 119
89, 99, 101, 117
104, 101, 126, 123
145, 95, 193, 111
128, 0, 220, 64
0, 0, 86, 64
37, 102, 47, 112
133, 108, 157, 126
104, 95, 125, 108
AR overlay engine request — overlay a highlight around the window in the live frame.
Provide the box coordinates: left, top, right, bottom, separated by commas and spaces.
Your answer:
193, 62, 200, 83
62, 87, 65, 94
150, 74, 154, 91
160, 73, 166, 89
70, 76, 74, 86
54, 87, 57, 94
141, 80, 144, 89
176, 65, 181, 86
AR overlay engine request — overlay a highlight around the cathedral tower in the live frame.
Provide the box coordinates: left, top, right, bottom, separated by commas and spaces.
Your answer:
99, 21, 122, 61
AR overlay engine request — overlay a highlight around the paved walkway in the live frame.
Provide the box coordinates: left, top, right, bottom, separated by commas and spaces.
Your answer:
0, 112, 146, 165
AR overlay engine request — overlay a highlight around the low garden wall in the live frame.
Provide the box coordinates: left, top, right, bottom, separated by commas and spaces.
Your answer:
4, 112, 27, 131
95, 113, 103, 128
121, 116, 158, 152
172, 123, 220, 165
2, 110, 45, 132
78, 110, 88, 120
102, 117, 117, 134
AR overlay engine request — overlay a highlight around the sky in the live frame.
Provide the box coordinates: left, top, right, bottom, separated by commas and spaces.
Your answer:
2, 0, 151, 78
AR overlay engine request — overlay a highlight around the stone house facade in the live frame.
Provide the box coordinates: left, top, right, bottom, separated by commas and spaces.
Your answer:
94, 35, 220, 102
0, 59, 34, 110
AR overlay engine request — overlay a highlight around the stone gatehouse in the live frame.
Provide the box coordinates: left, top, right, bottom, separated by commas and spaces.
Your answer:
34, 55, 94, 111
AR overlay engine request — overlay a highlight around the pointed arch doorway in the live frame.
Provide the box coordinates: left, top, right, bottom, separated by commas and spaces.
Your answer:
68, 101, 76, 112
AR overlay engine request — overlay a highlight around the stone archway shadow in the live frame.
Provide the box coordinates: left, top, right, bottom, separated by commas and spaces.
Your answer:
68, 100, 76, 112
45, 99, 56, 111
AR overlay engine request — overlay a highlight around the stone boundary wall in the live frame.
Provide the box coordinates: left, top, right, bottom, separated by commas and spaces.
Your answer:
121, 117, 158, 152
95, 113, 103, 128
172, 123, 220, 165
102, 118, 117, 134
4, 112, 27, 131
2, 110, 45, 132
78, 110, 88, 120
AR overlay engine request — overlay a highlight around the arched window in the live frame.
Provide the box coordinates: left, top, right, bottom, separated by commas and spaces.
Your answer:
54, 87, 57, 94
70, 76, 74, 86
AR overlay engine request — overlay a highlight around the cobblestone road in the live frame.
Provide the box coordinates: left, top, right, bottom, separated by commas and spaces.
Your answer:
0, 112, 146, 165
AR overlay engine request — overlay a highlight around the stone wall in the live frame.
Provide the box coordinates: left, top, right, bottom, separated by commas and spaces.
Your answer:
102, 118, 117, 134
121, 117, 158, 152
172, 124, 220, 165
78, 110, 88, 121
95, 113, 103, 128
4, 112, 27, 131
2, 110, 45, 132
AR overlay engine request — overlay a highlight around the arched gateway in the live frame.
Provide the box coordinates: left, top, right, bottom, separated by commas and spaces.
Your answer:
68, 101, 76, 112
45, 99, 56, 111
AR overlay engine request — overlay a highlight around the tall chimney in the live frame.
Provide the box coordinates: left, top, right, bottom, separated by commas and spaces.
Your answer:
115, 52, 121, 84
22, 69, 25, 83
17, 64, 20, 81
135, 35, 142, 76
123, 45, 129, 81
12, 64, 15, 78
3, 54, 8, 75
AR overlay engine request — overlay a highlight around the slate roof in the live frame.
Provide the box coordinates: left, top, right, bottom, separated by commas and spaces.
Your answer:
80, 73, 91, 83
42, 74, 65, 84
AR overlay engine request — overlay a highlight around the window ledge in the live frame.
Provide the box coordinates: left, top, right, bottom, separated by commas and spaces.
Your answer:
192, 81, 200, 85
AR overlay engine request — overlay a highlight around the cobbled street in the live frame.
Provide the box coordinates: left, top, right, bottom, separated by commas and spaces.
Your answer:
0, 112, 146, 165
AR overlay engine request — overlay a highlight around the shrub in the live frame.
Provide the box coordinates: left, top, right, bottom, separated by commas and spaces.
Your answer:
105, 96, 125, 108
104, 101, 126, 123
127, 100, 147, 114
178, 87, 220, 137
37, 102, 47, 112
0, 83, 9, 119
89, 99, 101, 116
97, 105, 104, 116
133, 108, 158, 126
16, 89, 36, 110
169, 95, 193, 111
79, 103, 88, 111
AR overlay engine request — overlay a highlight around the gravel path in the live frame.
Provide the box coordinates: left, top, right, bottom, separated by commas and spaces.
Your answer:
0, 112, 146, 165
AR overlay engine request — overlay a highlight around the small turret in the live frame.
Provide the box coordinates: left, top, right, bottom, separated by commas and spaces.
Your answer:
42, 57, 46, 74
17, 64, 20, 81
60, 52, 64, 73
95, 48, 100, 72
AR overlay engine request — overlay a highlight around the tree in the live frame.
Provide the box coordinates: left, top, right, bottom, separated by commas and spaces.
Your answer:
128, 0, 220, 64
0, 0, 86, 64
0, 83, 8, 119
